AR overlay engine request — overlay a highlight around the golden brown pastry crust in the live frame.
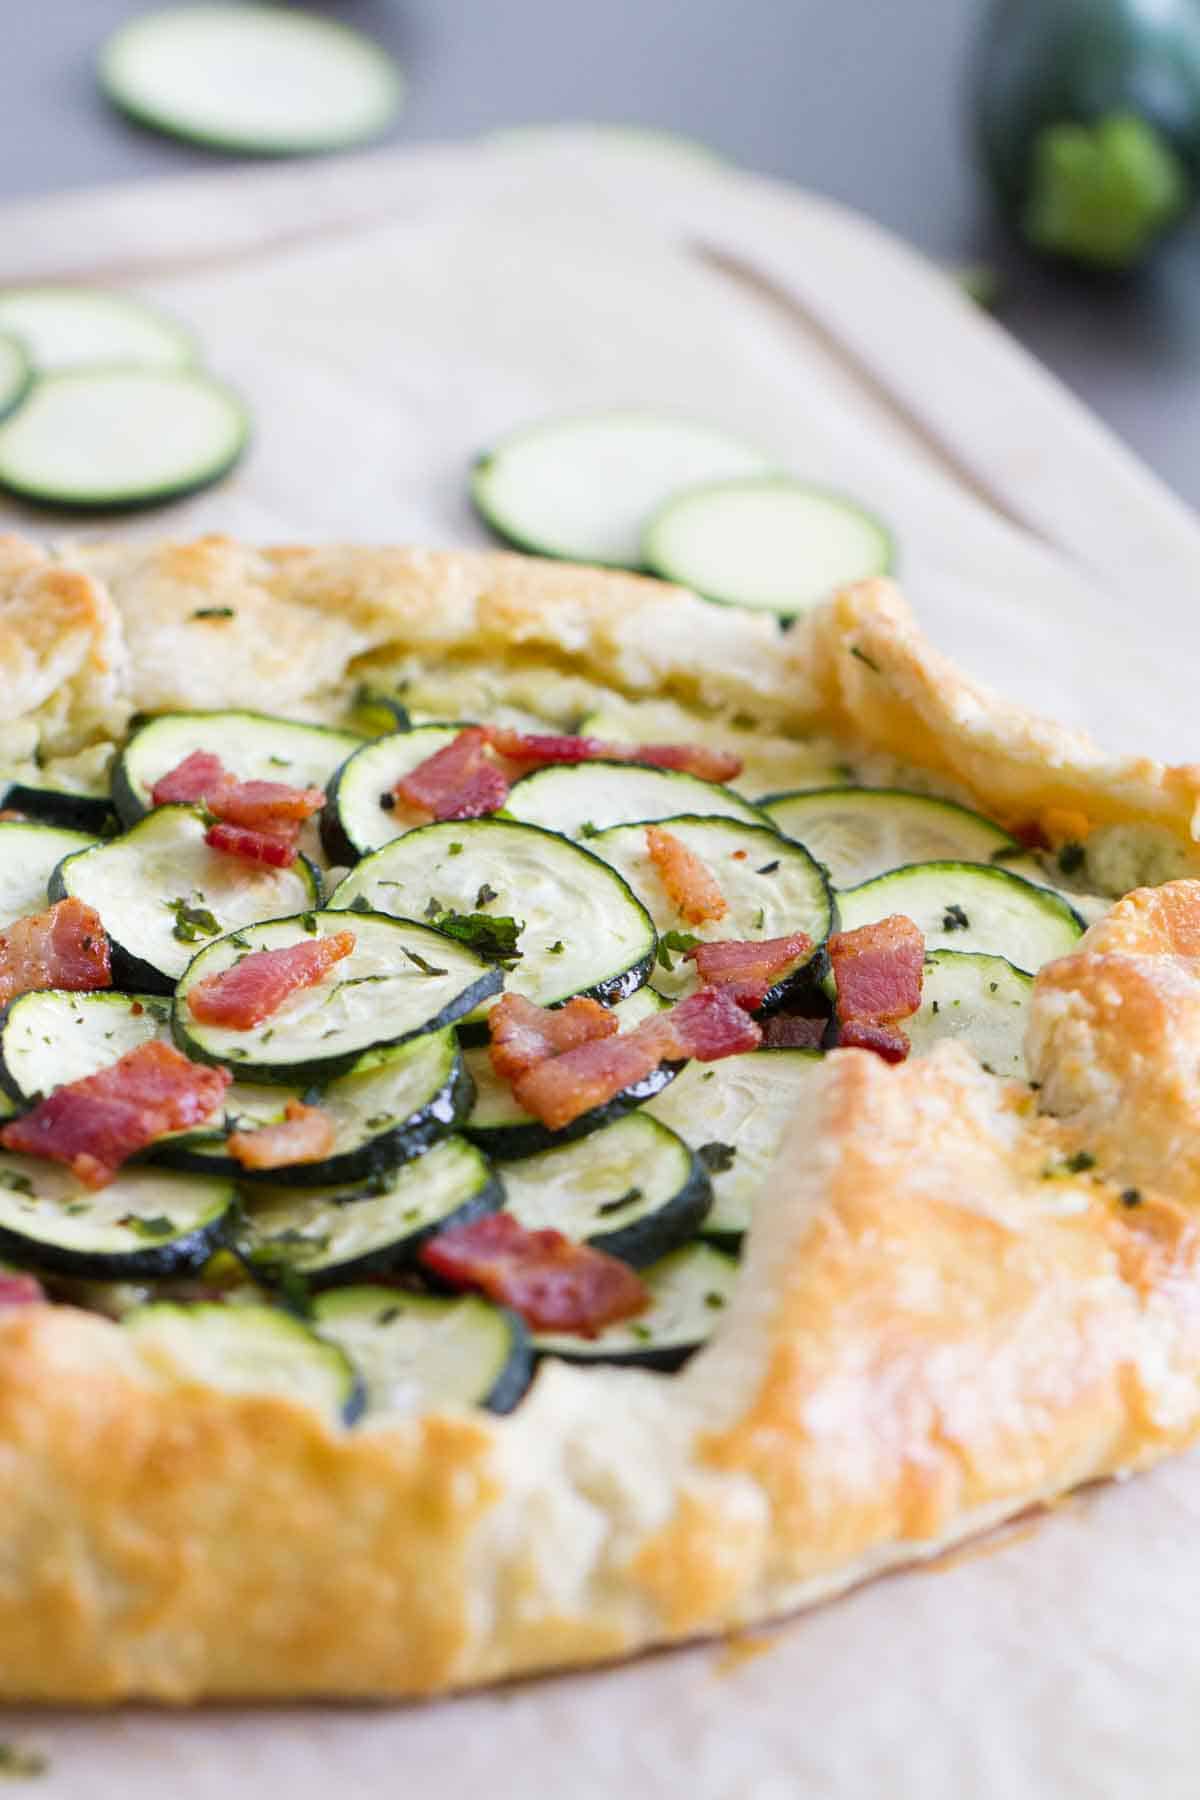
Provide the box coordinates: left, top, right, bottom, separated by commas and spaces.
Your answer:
1, 533, 1199, 1702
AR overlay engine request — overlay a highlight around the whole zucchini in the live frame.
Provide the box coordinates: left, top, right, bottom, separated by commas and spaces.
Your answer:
976, 0, 1200, 268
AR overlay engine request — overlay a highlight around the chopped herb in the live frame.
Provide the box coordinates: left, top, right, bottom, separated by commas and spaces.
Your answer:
1064, 1150, 1096, 1173
63, 1202, 90, 1216
346, 895, 373, 915
941, 903, 970, 932
700, 1069, 715, 1082
267, 755, 291, 768
704, 1291, 727, 1309
931, 999, 940, 1014
364, 1113, 395, 1131
376, 1305, 401, 1326
989, 844, 1027, 865
475, 882, 499, 908
447, 841, 464, 857
980, 1061, 996, 1074
431, 910, 524, 967
656, 929, 700, 972
1057, 841, 1086, 876
119, 1214, 176, 1239
0, 1742, 48, 1778
165, 896, 221, 943
423, 894, 445, 921
337, 973, 390, 990
730, 711, 759, 731
191, 605, 235, 621
699, 1141, 737, 1173
261, 1227, 329, 1251
849, 645, 880, 673
756, 860, 781, 876
597, 1187, 642, 1215
547, 939, 566, 955
1120, 1187, 1142, 1208
0, 1173, 33, 1197
300, 912, 318, 935
260, 1028, 275, 1043
630, 1323, 653, 1342
401, 946, 449, 977
579, 820, 600, 838
989, 981, 998, 993
752, 907, 765, 932
227, 932, 251, 951
379, 792, 397, 812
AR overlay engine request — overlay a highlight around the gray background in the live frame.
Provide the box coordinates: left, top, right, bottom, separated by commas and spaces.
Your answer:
4, 0, 1198, 506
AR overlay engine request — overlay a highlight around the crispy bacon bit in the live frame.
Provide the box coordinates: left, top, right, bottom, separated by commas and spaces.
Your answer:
513, 986, 759, 1131
1011, 819, 1051, 852
228, 1099, 336, 1171
760, 1011, 827, 1050
828, 913, 924, 1063
488, 992, 617, 1084
686, 931, 813, 1010
0, 899, 111, 1011
0, 1269, 44, 1306
187, 931, 356, 1030
419, 1211, 648, 1335
151, 749, 228, 807
397, 727, 510, 822
204, 821, 297, 868
485, 726, 741, 784
152, 753, 323, 859
645, 825, 728, 925
0, 809, 26, 823
0, 1041, 230, 1189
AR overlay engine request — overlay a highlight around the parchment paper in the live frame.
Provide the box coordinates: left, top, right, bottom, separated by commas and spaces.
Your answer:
0, 130, 1197, 1798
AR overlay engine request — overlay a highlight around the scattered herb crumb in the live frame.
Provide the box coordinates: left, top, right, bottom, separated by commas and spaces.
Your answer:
579, 820, 599, 838
401, 946, 449, 977
191, 606, 235, 621
941, 903, 970, 932
756, 860, 780, 876
699, 1141, 737, 1173
656, 929, 701, 972
165, 896, 221, 943
1120, 1187, 1142, 1208
598, 1187, 643, 1215
849, 645, 880, 673
474, 882, 499, 908
1057, 841, 1086, 876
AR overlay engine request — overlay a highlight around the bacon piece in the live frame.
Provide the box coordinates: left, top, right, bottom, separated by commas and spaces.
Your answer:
828, 913, 925, 1063
419, 1211, 648, 1336
485, 726, 741, 784
644, 825, 727, 925
0, 1041, 230, 1189
487, 991, 617, 1084
0, 899, 111, 1011
211, 779, 325, 833
151, 749, 230, 807
514, 986, 759, 1131
204, 821, 297, 868
228, 1099, 336, 1171
0, 1269, 44, 1306
686, 931, 813, 1010
397, 727, 509, 822
187, 931, 356, 1030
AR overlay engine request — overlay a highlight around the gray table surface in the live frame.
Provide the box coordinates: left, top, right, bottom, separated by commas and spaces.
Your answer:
5, 0, 1199, 509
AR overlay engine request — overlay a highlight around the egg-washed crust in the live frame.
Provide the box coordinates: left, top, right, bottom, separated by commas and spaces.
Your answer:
1, 532, 1200, 1702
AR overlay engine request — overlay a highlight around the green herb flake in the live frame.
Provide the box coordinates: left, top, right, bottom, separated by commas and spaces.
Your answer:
1120, 1187, 1142, 1209
165, 896, 221, 943
1057, 841, 1086, 876
423, 894, 445, 921
364, 1113, 395, 1131
656, 929, 700, 972
849, 645, 880, 673
752, 907, 765, 932
597, 1186, 643, 1216
191, 606, 235, 621
346, 895, 373, 915
0, 1742, 48, 1778
630, 1323, 653, 1342
401, 946, 449, 977
431, 911, 524, 967
119, 1214, 176, 1239
579, 820, 600, 838
376, 1305, 401, 1326
300, 912, 319, 935
699, 1141, 737, 1173
704, 1291, 727, 1310
475, 882, 499, 908
0, 1173, 33, 1197
989, 844, 1027, 865
226, 931, 251, 951
756, 860, 781, 876
447, 842, 464, 857
941, 903, 970, 933
548, 939, 566, 955
1064, 1150, 1096, 1174
267, 755, 291, 768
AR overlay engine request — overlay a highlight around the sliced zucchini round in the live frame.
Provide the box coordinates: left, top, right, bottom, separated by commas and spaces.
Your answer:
0, 1155, 233, 1278
499, 1113, 710, 1266
643, 478, 893, 618
0, 368, 250, 511
590, 814, 831, 1001
906, 950, 1033, 1079
2, 781, 114, 835
470, 412, 772, 567
321, 724, 463, 863
463, 987, 674, 1160
112, 710, 362, 826
0, 989, 170, 1103
835, 861, 1084, 974
239, 1136, 502, 1286
160, 1028, 472, 1185
533, 1241, 738, 1369
763, 787, 1017, 888
174, 910, 499, 1085
0, 331, 31, 421
328, 819, 656, 1015
50, 806, 319, 992
646, 1048, 823, 1247
0, 820, 97, 929
123, 1301, 363, 1426
0, 287, 196, 374
503, 761, 764, 840
578, 703, 852, 803
99, 4, 404, 156
312, 1287, 531, 1420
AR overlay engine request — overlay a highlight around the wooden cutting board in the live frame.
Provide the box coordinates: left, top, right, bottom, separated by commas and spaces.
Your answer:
1, 128, 1198, 1798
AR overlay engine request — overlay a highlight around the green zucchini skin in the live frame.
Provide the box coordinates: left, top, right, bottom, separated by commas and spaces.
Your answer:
3, 784, 116, 835
319, 724, 463, 865
158, 1039, 475, 1187
976, 0, 1200, 266
463, 1054, 681, 1161
111, 710, 363, 827
0, 1158, 236, 1281
310, 1287, 532, 1417
532, 1241, 738, 1370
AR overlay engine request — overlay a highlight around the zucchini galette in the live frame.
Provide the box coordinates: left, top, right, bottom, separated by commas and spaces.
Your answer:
0, 531, 1198, 1702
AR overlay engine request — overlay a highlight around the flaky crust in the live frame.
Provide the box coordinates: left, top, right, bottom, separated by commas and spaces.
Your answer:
2, 534, 1200, 1702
